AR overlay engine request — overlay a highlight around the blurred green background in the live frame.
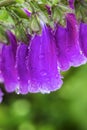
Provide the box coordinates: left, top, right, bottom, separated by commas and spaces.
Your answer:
0, 64, 87, 130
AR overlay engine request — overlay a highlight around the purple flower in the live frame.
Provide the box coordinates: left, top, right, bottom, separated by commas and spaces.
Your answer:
16, 43, 29, 94
0, 89, 4, 103
55, 13, 86, 71
55, 25, 70, 71
0, 43, 4, 83
66, 13, 86, 67
79, 22, 87, 57
1, 31, 19, 92
23, 8, 31, 17
27, 24, 63, 93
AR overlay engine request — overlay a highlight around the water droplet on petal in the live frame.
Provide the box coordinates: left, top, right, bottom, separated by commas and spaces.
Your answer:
15, 86, 20, 95
17, 77, 20, 80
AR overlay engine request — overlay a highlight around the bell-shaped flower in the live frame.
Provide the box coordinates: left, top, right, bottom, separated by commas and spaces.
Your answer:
55, 24, 70, 71
1, 31, 19, 92
16, 42, 29, 94
79, 22, 87, 58
55, 13, 86, 71
27, 24, 63, 93
0, 43, 4, 82
66, 13, 86, 67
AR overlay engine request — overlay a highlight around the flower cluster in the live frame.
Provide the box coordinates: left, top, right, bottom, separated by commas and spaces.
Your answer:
0, 0, 87, 102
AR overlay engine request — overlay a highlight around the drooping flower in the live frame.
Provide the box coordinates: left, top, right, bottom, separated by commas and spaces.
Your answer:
27, 24, 63, 93
55, 1, 86, 71
0, 43, 4, 82
0, 88, 4, 103
55, 24, 70, 71
79, 22, 87, 57
1, 31, 19, 92
16, 42, 29, 94
66, 13, 86, 67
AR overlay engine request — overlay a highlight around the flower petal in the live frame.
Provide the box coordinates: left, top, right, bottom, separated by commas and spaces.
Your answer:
55, 14, 86, 71
16, 43, 29, 94
28, 25, 63, 93
55, 25, 70, 71
66, 13, 86, 66
0, 43, 4, 82
79, 22, 87, 58
1, 31, 18, 92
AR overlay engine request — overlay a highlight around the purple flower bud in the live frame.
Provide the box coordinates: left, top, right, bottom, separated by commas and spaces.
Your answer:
1, 31, 19, 92
45, 5, 51, 15
0, 89, 4, 103
79, 22, 87, 57
27, 25, 63, 93
68, 0, 75, 9
16, 43, 29, 94
23, 8, 31, 17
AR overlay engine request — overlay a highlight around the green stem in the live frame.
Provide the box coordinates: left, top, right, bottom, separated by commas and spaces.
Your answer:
0, 0, 16, 8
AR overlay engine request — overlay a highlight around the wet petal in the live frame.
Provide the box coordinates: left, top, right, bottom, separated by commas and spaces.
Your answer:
16, 43, 29, 94
79, 23, 87, 57
1, 31, 18, 92
0, 89, 4, 103
28, 25, 63, 93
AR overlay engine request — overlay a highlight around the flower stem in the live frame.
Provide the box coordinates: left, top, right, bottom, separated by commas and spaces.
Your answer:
0, 0, 16, 8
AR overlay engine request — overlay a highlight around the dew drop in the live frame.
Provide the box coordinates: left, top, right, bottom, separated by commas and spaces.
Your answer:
15, 87, 20, 95
17, 77, 20, 80
80, 50, 83, 54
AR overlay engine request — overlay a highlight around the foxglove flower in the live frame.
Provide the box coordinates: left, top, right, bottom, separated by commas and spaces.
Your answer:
27, 24, 63, 93
66, 13, 86, 67
1, 31, 19, 92
55, 0, 86, 71
16, 43, 29, 94
55, 25, 70, 71
0, 43, 4, 82
0, 89, 4, 103
79, 23, 87, 57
